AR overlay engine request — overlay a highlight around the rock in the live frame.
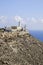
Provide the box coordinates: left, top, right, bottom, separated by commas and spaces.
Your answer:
0, 30, 43, 65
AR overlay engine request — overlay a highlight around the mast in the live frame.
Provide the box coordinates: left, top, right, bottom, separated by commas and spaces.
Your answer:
24, 24, 26, 31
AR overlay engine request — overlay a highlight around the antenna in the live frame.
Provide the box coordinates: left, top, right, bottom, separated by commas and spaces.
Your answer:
24, 24, 26, 31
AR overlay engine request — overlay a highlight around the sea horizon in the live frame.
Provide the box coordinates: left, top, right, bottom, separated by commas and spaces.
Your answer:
29, 30, 43, 42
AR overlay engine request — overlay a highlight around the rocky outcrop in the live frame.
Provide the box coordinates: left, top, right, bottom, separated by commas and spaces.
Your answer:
0, 31, 43, 65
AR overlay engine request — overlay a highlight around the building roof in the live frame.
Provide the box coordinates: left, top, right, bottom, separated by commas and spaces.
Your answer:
11, 26, 17, 29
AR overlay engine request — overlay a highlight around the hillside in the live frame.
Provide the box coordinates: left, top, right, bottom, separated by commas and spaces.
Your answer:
0, 30, 43, 65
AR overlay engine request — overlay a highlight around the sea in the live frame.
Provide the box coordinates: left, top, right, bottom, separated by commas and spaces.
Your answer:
29, 30, 43, 42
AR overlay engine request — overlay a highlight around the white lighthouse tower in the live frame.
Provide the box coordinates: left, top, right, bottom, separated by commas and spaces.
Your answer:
18, 21, 20, 27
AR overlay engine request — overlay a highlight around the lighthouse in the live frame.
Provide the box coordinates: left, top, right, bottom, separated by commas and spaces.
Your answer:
18, 21, 20, 27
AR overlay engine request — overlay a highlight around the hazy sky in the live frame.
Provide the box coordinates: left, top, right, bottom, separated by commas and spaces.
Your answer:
0, 0, 43, 30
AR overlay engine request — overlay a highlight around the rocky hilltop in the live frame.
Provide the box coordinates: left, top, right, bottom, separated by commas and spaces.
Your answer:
0, 28, 43, 65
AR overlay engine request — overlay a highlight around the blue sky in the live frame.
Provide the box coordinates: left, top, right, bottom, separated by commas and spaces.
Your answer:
0, 0, 43, 30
